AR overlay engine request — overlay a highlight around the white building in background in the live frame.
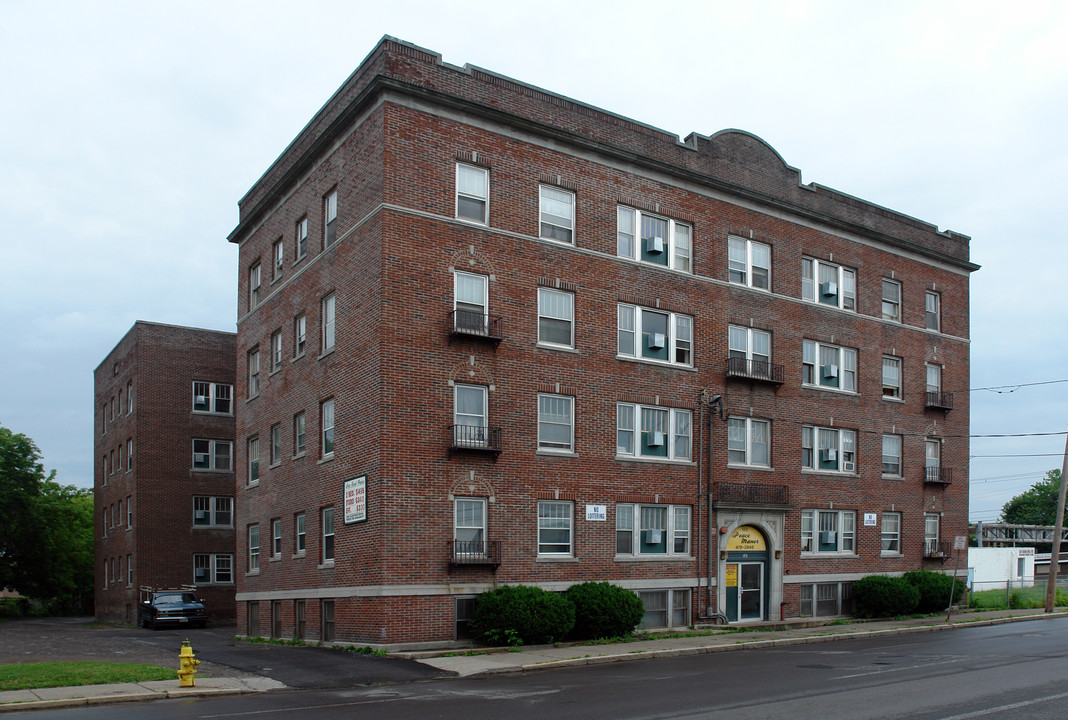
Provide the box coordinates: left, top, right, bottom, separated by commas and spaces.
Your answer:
969, 547, 1035, 591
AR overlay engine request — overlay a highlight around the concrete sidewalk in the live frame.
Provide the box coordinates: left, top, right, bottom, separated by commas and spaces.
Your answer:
1, 608, 1063, 712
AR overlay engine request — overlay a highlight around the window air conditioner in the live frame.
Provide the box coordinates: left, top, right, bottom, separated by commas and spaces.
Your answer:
819, 531, 837, 545
649, 332, 666, 349
823, 364, 839, 379
820, 448, 837, 462
820, 281, 838, 297
646, 236, 665, 254
648, 430, 665, 447
195, 395, 207, 405
194, 453, 209, 464
195, 510, 208, 520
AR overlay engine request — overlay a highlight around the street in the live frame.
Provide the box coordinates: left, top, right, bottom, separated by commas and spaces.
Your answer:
10, 616, 1068, 719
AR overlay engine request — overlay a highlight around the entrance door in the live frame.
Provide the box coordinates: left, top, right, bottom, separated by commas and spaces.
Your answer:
723, 525, 769, 622
739, 562, 764, 621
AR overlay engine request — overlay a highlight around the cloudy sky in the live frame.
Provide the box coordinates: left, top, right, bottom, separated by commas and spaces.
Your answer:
2, 1, 1066, 521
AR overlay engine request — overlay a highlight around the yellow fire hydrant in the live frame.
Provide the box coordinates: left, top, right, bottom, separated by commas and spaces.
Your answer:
178, 639, 200, 687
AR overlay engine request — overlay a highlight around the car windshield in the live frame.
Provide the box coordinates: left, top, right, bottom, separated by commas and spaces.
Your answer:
156, 593, 197, 604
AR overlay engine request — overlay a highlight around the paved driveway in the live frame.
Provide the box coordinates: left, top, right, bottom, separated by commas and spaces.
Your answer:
0, 617, 450, 688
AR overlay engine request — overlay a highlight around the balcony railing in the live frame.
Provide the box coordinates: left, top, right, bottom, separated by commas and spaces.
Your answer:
448, 540, 502, 569
924, 466, 953, 485
448, 309, 503, 348
925, 390, 954, 411
924, 540, 953, 559
725, 357, 785, 386
713, 482, 791, 506
447, 424, 503, 460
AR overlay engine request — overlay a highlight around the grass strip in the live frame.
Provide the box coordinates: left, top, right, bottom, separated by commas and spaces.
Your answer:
0, 662, 176, 691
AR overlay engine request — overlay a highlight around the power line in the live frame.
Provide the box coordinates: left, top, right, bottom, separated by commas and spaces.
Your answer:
971, 453, 1064, 458
971, 378, 1068, 393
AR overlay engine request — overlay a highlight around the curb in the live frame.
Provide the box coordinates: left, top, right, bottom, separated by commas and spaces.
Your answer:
0, 686, 252, 714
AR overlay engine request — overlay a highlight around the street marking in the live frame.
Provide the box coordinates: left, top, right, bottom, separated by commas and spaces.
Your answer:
834, 656, 968, 679
935, 689, 1068, 719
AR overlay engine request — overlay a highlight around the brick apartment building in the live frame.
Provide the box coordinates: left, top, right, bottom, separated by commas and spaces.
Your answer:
228, 37, 976, 645
94, 321, 237, 623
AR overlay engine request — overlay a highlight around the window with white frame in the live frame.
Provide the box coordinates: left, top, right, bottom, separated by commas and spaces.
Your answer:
616, 206, 691, 272
882, 434, 902, 476
616, 504, 691, 555
193, 439, 232, 471
537, 393, 573, 452
802, 257, 856, 310
321, 293, 335, 353
321, 507, 335, 563
453, 271, 489, 334
539, 185, 574, 243
616, 404, 691, 461
728, 236, 771, 290
194, 553, 233, 584
295, 512, 306, 554
454, 498, 486, 550
294, 314, 306, 358
125, 495, 132, 528
537, 501, 573, 555
247, 437, 259, 483
617, 304, 692, 366
248, 524, 260, 572
193, 381, 233, 414
801, 509, 855, 554
323, 189, 337, 248
249, 262, 261, 309
295, 216, 308, 260
271, 518, 282, 559
727, 417, 770, 467
882, 512, 901, 554
127, 553, 133, 585
126, 438, 132, 472
802, 339, 857, 391
118, 446, 123, 474
926, 363, 943, 396
802, 426, 856, 473
537, 288, 574, 348
271, 330, 283, 372
926, 291, 941, 331
453, 384, 488, 447
272, 239, 284, 280
293, 412, 306, 456
924, 513, 940, 555
270, 423, 282, 465
127, 381, 133, 414
321, 399, 335, 458
799, 582, 854, 617
637, 589, 691, 628
728, 325, 772, 376
193, 496, 233, 527
456, 164, 488, 223
248, 348, 260, 398
882, 356, 902, 399
925, 438, 941, 480
882, 278, 902, 322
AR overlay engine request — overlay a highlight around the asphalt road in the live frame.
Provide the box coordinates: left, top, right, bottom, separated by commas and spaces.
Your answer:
10, 616, 1068, 720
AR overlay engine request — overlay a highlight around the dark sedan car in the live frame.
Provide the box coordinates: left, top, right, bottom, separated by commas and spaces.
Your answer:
138, 590, 208, 629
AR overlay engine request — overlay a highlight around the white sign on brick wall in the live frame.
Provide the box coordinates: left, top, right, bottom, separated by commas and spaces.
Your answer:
344, 476, 366, 524
586, 504, 606, 521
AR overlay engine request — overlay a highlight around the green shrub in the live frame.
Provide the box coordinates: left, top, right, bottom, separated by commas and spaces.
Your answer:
470, 585, 575, 646
902, 571, 965, 612
853, 575, 919, 618
565, 582, 644, 640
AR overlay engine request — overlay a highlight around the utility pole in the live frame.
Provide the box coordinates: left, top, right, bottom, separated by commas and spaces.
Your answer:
1044, 430, 1068, 613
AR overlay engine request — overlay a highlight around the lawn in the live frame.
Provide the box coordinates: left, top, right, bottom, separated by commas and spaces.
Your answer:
0, 662, 176, 691
969, 585, 1068, 610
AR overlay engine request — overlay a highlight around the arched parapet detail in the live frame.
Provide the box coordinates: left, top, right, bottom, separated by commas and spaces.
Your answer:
448, 469, 496, 502
448, 357, 495, 388
447, 244, 498, 281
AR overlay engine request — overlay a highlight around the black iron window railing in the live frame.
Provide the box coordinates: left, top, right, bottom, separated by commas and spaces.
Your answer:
726, 357, 784, 385
925, 390, 954, 410
924, 467, 953, 485
448, 309, 503, 345
448, 540, 502, 567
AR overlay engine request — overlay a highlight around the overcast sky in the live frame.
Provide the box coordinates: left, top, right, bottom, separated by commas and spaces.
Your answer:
2, 1, 1066, 522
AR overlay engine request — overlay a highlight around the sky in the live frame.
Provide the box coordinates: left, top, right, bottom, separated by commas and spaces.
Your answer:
2, 0, 1066, 522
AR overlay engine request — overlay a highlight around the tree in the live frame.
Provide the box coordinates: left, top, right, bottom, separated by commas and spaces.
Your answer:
1000, 469, 1064, 526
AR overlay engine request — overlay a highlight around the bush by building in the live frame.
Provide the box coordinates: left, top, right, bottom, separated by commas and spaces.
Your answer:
469, 585, 575, 646
565, 582, 644, 640
853, 576, 920, 617
902, 571, 964, 613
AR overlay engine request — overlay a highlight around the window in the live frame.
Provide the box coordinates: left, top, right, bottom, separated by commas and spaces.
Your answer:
799, 582, 854, 617
728, 236, 771, 289
321, 599, 335, 641
881, 279, 901, 322
102, 404, 106, 435
537, 288, 574, 348
293, 412, 306, 456
194, 554, 233, 584
537, 394, 573, 453
539, 185, 574, 243
102, 509, 107, 538
617, 304, 692, 366
193, 381, 233, 414
728, 325, 771, 375
126, 496, 132, 528
118, 389, 123, 416
616, 206, 691, 272
270, 424, 282, 465
882, 434, 902, 476
295, 513, 306, 554
321, 293, 335, 353
925, 513, 941, 555
247, 348, 260, 398
727, 417, 770, 467
802, 257, 856, 310
126, 439, 132, 472
118, 446, 123, 474
926, 363, 942, 396
127, 553, 133, 585
802, 339, 857, 392
194, 496, 233, 526
456, 164, 488, 223
453, 271, 489, 334
294, 314, 307, 358
321, 507, 335, 563
616, 504, 691, 555
882, 356, 902, 399
271, 519, 282, 559
925, 439, 942, 481
321, 399, 335, 457
454, 498, 486, 548
453, 384, 488, 447
193, 439, 232, 471
882, 512, 901, 554
801, 509, 855, 554
537, 501, 573, 555
272, 239, 284, 281
323, 189, 337, 247
617, 404, 691, 461
802, 426, 856, 473
249, 262, 261, 309
295, 600, 306, 640
271, 331, 283, 372
926, 291, 941, 331
247, 437, 259, 483
110, 450, 114, 475
248, 524, 260, 572
126, 381, 133, 414
637, 589, 691, 629
295, 216, 308, 260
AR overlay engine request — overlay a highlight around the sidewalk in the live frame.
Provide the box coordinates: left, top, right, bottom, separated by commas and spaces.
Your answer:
1, 608, 1063, 712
